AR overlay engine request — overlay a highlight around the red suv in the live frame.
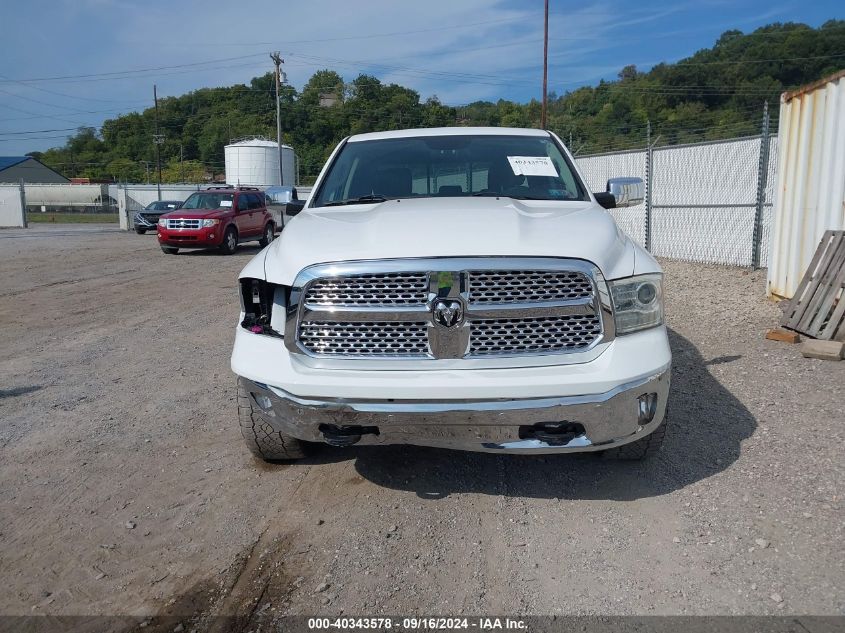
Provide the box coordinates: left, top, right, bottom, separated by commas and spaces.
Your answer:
157, 186, 275, 255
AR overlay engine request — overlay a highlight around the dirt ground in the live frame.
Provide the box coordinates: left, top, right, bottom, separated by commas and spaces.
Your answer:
0, 225, 842, 627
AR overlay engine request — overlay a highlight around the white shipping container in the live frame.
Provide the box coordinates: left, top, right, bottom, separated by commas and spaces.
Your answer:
768, 70, 845, 299
224, 139, 295, 187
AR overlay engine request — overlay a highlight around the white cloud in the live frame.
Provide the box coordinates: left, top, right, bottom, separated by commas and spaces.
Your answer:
0, 0, 797, 153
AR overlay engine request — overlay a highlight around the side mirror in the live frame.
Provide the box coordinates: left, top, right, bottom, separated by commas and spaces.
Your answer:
594, 192, 616, 209
605, 177, 644, 208
286, 200, 306, 217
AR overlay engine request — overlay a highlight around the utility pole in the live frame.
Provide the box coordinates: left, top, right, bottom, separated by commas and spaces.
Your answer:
153, 85, 164, 200
179, 143, 184, 183
540, 0, 549, 129
271, 52, 285, 186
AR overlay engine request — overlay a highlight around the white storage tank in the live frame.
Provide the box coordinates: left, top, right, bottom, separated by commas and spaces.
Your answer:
224, 138, 295, 187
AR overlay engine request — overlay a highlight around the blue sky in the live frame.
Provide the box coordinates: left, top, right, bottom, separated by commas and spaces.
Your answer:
0, 0, 841, 155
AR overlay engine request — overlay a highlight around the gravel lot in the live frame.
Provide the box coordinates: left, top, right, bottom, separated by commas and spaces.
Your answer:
0, 225, 842, 627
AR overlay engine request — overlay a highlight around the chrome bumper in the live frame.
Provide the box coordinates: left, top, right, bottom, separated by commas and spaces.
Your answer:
238, 368, 670, 454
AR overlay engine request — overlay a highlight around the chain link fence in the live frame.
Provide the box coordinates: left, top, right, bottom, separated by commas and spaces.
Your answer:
575, 132, 777, 268
574, 148, 648, 247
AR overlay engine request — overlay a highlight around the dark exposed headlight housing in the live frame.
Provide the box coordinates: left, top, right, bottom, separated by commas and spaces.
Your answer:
239, 278, 284, 338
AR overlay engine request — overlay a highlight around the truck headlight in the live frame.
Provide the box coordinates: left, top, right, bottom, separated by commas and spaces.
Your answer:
158, 218, 166, 227
608, 273, 663, 335
201, 219, 220, 227
239, 278, 284, 338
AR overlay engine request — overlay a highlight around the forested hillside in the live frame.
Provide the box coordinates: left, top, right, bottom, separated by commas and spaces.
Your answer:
29, 20, 845, 184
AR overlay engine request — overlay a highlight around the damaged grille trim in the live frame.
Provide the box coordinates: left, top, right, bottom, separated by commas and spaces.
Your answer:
285, 258, 615, 366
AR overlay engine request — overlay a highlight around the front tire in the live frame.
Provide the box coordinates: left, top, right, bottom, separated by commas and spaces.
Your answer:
237, 381, 310, 461
135, 227, 146, 235
220, 227, 238, 255
258, 223, 274, 247
160, 246, 178, 255
601, 415, 668, 460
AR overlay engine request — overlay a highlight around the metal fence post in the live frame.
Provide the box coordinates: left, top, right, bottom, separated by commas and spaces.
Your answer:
644, 121, 653, 252
751, 101, 771, 269
19, 179, 27, 229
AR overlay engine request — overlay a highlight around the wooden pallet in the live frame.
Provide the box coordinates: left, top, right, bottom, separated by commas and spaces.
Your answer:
781, 230, 845, 341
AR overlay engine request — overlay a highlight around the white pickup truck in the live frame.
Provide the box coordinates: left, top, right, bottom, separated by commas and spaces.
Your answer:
230, 127, 670, 461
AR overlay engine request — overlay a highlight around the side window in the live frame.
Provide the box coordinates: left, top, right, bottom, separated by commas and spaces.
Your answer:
248, 193, 263, 209
237, 194, 249, 211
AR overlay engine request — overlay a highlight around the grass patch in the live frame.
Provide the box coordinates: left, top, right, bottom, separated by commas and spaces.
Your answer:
27, 213, 119, 224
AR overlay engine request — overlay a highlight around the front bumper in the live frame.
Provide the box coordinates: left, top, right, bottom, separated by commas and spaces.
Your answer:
237, 368, 669, 454
157, 226, 222, 248
134, 214, 159, 229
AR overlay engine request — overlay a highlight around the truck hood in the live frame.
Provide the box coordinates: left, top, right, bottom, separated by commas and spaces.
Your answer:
261, 197, 636, 285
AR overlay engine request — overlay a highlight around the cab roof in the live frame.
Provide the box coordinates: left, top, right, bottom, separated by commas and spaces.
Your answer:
347, 127, 551, 143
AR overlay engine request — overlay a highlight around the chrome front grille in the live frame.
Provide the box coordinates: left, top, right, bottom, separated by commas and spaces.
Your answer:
287, 258, 611, 363
469, 270, 593, 304
299, 321, 429, 356
305, 273, 428, 306
165, 218, 201, 229
470, 315, 602, 355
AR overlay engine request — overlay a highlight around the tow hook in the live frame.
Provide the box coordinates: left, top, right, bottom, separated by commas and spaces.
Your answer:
519, 422, 586, 446
319, 424, 379, 447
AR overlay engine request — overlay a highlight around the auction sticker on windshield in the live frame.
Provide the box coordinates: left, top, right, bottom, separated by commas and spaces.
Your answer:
507, 155, 558, 177
220, 200, 233, 207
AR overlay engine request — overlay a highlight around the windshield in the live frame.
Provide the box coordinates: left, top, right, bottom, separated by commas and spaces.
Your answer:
180, 192, 234, 210
311, 134, 588, 207
145, 201, 179, 211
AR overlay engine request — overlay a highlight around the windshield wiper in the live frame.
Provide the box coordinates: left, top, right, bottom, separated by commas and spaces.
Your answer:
472, 192, 549, 201
323, 194, 389, 207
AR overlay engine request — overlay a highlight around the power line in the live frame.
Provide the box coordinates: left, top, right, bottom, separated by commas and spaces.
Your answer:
0, 53, 268, 84
0, 126, 80, 136
658, 51, 845, 67
0, 73, 142, 104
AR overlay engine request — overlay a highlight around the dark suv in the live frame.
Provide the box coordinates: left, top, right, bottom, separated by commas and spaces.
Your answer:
134, 200, 183, 234
156, 186, 275, 255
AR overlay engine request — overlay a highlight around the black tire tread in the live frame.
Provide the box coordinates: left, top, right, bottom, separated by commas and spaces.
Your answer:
220, 227, 238, 255
601, 415, 668, 460
237, 381, 307, 461
258, 223, 274, 247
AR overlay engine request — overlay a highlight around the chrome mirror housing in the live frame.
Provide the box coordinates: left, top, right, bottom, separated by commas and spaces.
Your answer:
606, 177, 644, 208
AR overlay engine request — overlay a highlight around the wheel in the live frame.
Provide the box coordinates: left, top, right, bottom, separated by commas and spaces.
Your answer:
160, 246, 179, 255
135, 227, 146, 235
220, 227, 238, 255
237, 380, 311, 461
258, 223, 275, 247
601, 415, 668, 460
